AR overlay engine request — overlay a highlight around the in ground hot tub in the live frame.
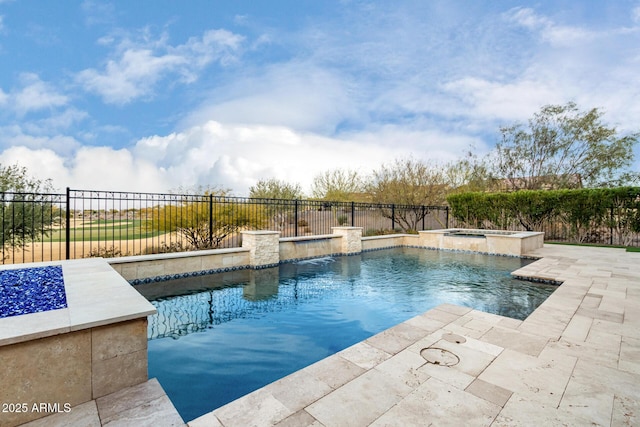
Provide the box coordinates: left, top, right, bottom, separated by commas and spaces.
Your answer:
419, 228, 544, 256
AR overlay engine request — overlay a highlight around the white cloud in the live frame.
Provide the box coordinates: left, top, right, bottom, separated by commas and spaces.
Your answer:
12, 73, 68, 115
633, 6, 640, 23
0, 126, 81, 157
180, 61, 359, 134
441, 77, 563, 122
504, 7, 597, 47
77, 28, 244, 104
0, 145, 170, 193
135, 120, 467, 195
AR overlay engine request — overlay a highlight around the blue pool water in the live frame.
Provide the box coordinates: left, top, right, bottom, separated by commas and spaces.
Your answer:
142, 248, 555, 421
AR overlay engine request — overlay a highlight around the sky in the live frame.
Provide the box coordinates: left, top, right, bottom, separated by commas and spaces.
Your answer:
0, 0, 639, 196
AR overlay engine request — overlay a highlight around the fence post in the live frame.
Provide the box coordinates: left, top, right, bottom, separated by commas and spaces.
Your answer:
421, 206, 425, 231
446, 206, 449, 229
391, 204, 396, 231
351, 202, 355, 227
610, 206, 614, 246
294, 199, 299, 237
209, 194, 214, 247
65, 187, 70, 260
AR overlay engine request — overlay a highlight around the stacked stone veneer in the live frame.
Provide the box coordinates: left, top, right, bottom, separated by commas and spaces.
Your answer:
331, 227, 363, 254
242, 231, 280, 268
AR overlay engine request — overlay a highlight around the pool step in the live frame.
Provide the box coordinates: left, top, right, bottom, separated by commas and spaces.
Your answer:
18, 378, 185, 427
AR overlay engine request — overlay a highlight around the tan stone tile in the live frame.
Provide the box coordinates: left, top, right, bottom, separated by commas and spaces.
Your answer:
187, 412, 224, 427
337, 341, 391, 370
96, 378, 166, 423
266, 369, 332, 413
478, 348, 576, 407
435, 303, 472, 316
0, 308, 70, 346
455, 318, 494, 334
19, 400, 100, 427
273, 410, 320, 427
561, 313, 592, 342
585, 327, 621, 351
493, 395, 603, 427
612, 394, 640, 427
481, 326, 548, 357
545, 337, 619, 369
618, 359, 640, 375
421, 307, 461, 324
370, 377, 501, 427
465, 379, 512, 407
92, 348, 148, 398
365, 322, 428, 355
373, 348, 431, 389
0, 329, 92, 427
212, 388, 293, 427
302, 355, 365, 390
426, 338, 497, 377
620, 335, 640, 363
570, 359, 640, 401
92, 318, 147, 362
403, 313, 446, 332
415, 358, 475, 390
442, 321, 486, 339
101, 394, 185, 427
306, 369, 412, 427
590, 317, 624, 336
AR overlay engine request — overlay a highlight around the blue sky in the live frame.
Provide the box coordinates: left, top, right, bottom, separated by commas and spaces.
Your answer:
0, 0, 639, 195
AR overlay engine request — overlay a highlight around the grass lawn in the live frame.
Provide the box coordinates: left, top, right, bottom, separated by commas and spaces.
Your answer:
546, 241, 640, 253
44, 219, 163, 242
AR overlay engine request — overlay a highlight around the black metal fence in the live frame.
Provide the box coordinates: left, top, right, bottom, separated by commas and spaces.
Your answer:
1, 187, 638, 265
0, 188, 451, 264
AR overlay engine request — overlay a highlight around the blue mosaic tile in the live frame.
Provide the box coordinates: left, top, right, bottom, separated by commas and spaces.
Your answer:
0, 265, 66, 319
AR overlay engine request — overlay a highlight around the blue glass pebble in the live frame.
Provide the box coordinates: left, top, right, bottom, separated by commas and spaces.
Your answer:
0, 265, 67, 319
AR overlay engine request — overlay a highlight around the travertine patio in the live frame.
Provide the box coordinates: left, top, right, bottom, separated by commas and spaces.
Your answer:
16, 244, 640, 426
188, 244, 640, 427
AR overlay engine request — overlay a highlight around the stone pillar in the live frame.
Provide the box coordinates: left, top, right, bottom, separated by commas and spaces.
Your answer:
241, 231, 280, 268
332, 227, 363, 255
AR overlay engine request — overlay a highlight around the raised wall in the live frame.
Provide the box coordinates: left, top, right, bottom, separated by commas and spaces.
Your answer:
0, 259, 155, 426
108, 228, 545, 284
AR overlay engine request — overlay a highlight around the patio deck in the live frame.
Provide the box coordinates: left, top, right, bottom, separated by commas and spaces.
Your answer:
19, 244, 640, 426
189, 245, 640, 426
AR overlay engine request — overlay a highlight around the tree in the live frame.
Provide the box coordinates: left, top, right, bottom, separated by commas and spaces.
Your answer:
249, 178, 303, 230
444, 150, 495, 193
367, 158, 449, 231
0, 164, 59, 257
148, 187, 265, 250
311, 169, 366, 201
493, 102, 639, 190
249, 178, 304, 200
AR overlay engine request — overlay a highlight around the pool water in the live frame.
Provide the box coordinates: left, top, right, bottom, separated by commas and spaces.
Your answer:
143, 248, 555, 421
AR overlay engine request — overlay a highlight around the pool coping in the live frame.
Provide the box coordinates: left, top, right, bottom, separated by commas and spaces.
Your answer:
187, 244, 640, 427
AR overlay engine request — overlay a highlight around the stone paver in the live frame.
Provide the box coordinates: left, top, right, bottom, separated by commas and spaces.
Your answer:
18, 379, 185, 427
186, 245, 640, 426
21, 245, 640, 426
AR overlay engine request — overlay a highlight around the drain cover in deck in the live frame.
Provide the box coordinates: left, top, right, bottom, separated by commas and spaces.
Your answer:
420, 347, 459, 366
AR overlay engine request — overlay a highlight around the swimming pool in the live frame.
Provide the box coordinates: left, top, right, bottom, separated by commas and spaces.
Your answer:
141, 247, 555, 421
